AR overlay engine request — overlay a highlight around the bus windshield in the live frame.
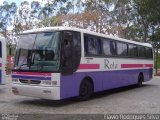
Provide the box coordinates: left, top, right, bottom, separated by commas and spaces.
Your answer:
14, 32, 61, 72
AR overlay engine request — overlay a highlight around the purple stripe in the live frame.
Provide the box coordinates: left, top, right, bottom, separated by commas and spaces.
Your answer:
12, 75, 51, 80
60, 68, 153, 99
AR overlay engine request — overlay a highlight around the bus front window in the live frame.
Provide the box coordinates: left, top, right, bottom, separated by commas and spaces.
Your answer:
14, 32, 61, 72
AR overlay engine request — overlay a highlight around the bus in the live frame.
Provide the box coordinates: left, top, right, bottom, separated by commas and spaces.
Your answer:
0, 36, 6, 85
12, 27, 153, 100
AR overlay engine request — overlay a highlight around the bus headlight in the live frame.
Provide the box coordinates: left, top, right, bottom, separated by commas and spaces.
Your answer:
41, 80, 57, 86
12, 78, 19, 83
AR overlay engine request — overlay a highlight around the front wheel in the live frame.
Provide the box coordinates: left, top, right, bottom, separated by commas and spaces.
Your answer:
77, 80, 93, 101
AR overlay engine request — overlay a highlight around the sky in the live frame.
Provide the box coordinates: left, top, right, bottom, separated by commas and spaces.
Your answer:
0, 0, 44, 5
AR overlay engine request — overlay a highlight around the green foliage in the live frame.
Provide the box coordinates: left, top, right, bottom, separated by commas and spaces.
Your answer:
154, 54, 160, 69
0, 1, 17, 36
135, 0, 160, 72
0, 0, 159, 43
135, 0, 160, 25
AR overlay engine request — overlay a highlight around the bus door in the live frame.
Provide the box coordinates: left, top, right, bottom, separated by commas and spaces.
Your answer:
60, 31, 81, 98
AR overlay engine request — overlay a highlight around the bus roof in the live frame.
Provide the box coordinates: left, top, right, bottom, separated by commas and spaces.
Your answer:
22, 26, 152, 47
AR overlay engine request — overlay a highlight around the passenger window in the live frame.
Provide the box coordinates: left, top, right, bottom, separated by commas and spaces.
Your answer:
103, 40, 117, 56
138, 46, 145, 58
110, 41, 117, 55
117, 42, 127, 56
84, 35, 101, 55
128, 44, 138, 57
145, 47, 153, 59
103, 40, 110, 55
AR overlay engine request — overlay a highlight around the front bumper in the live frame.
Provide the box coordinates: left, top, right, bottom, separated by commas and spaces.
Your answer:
12, 84, 60, 100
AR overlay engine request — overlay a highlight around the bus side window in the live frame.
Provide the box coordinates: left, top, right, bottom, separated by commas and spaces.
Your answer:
110, 41, 117, 55
138, 46, 145, 58
84, 36, 89, 54
0, 41, 1, 58
103, 40, 111, 56
117, 42, 127, 56
128, 44, 138, 57
84, 34, 101, 56
145, 47, 153, 59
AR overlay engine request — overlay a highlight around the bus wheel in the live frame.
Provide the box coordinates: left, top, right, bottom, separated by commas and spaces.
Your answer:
78, 80, 93, 101
137, 74, 143, 87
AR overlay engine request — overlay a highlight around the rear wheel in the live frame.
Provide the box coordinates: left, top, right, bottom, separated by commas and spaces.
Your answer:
137, 74, 143, 87
78, 80, 93, 101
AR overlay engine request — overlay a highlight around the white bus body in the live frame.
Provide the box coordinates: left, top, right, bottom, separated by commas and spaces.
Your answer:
12, 27, 153, 100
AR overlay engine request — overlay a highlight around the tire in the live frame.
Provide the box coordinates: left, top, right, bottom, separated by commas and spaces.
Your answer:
137, 74, 143, 87
77, 80, 93, 101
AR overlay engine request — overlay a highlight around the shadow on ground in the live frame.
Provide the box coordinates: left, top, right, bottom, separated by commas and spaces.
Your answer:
17, 84, 157, 107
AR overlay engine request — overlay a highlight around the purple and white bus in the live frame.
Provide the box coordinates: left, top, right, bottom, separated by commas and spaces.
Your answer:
0, 36, 6, 85
12, 27, 153, 100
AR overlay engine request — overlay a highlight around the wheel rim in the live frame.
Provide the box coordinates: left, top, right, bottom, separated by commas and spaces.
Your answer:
80, 84, 88, 96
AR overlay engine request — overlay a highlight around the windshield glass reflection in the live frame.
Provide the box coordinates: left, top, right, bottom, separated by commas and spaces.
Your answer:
14, 32, 61, 72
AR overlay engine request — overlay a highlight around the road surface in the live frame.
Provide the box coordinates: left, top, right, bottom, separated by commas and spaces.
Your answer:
0, 76, 160, 114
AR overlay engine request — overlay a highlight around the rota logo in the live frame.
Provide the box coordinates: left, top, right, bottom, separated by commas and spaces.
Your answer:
104, 59, 118, 69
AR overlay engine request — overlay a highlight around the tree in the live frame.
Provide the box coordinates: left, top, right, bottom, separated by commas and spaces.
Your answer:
0, 1, 17, 46
0, 1, 17, 37
14, 1, 33, 32
135, 0, 160, 73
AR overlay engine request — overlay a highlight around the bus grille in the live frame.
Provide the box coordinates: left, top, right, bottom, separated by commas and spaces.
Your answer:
19, 79, 41, 85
